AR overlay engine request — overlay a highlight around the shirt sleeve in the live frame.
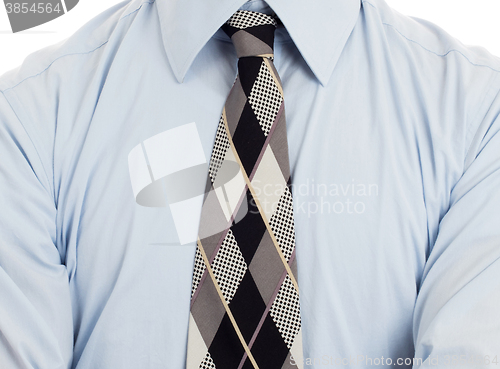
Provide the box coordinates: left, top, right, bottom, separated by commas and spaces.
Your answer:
412, 82, 500, 367
0, 91, 73, 369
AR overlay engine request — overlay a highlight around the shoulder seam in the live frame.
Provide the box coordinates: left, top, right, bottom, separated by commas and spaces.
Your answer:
361, 0, 500, 74
121, 0, 154, 19
0, 0, 155, 93
0, 41, 109, 93
382, 23, 500, 73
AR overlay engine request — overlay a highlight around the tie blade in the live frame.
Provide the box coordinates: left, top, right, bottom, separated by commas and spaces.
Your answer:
188, 10, 302, 369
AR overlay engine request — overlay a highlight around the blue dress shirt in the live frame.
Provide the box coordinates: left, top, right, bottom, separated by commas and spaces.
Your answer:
1, 0, 500, 368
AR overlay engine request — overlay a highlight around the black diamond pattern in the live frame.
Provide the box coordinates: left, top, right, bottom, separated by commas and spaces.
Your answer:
227, 271, 266, 342
231, 189, 267, 265
209, 313, 246, 369
245, 25, 277, 49
231, 102, 266, 176
238, 57, 264, 97
248, 313, 290, 369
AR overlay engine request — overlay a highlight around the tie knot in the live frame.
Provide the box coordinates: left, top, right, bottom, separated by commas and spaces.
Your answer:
222, 10, 278, 59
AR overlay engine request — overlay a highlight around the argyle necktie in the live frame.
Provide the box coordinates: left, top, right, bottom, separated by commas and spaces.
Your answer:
186, 10, 303, 369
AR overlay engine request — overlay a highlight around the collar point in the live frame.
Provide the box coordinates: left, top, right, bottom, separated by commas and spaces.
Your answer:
172, 66, 187, 84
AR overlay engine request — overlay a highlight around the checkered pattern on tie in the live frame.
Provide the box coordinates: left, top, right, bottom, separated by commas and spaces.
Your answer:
186, 10, 303, 369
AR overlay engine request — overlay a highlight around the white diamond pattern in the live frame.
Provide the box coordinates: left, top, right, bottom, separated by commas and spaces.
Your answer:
200, 352, 216, 369
248, 61, 283, 136
269, 186, 295, 261
227, 10, 277, 29
191, 247, 206, 298
269, 275, 301, 350
211, 229, 247, 303
208, 117, 230, 183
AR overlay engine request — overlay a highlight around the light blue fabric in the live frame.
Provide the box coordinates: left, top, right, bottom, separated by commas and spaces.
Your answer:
1, 0, 500, 368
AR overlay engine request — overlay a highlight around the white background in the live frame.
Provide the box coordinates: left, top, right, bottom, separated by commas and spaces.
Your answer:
0, 0, 500, 76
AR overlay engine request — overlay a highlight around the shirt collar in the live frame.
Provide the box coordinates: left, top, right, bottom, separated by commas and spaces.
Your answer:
155, 0, 361, 86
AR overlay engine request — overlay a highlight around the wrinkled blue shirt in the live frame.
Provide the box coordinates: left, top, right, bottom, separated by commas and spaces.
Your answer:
1, 0, 500, 368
